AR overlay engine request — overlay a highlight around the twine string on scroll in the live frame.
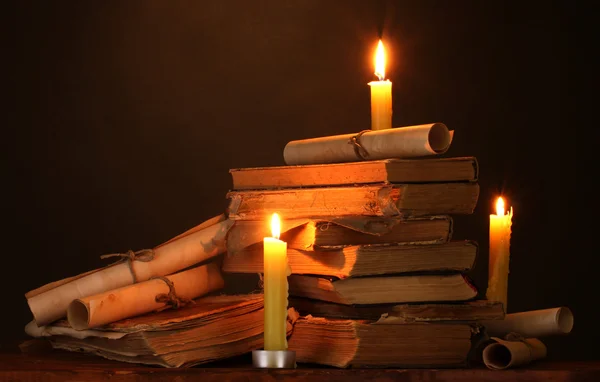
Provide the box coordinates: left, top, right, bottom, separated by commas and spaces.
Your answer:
504, 332, 537, 356
100, 249, 155, 283
348, 130, 370, 160
504, 332, 526, 342
152, 276, 195, 312
483, 332, 547, 370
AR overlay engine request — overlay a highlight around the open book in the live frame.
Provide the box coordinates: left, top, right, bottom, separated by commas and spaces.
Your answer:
25, 294, 294, 368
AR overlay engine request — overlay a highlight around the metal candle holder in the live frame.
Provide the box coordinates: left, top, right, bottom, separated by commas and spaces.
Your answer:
252, 350, 296, 368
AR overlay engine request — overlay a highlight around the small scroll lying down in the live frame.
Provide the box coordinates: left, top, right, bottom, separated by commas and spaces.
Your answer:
67, 262, 224, 330
283, 123, 454, 165
481, 307, 573, 338
26, 215, 233, 326
482, 335, 547, 370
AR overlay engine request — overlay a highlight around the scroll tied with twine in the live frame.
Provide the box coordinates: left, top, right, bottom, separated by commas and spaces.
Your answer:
25, 214, 233, 326
67, 262, 224, 330
479, 307, 573, 369
283, 123, 454, 166
482, 333, 547, 370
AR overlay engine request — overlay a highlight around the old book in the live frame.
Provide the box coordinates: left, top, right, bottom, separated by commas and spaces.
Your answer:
227, 183, 479, 220
25, 294, 294, 368
289, 274, 477, 305
289, 297, 505, 321
288, 316, 479, 368
230, 157, 478, 190
227, 215, 453, 254
223, 241, 477, 278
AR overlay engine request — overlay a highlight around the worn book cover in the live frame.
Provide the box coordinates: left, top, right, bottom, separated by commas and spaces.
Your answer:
223, 241, 478, 278
230, 157, 478, 190
227, 183, 479, 220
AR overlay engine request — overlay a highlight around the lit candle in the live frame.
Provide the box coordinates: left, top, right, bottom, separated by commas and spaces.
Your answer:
263, 213, 290, 351
369, 39, 392, 130
486, 197, 513, 311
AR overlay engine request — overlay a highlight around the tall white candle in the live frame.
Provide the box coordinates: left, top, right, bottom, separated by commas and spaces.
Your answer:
369, 40, 392, 131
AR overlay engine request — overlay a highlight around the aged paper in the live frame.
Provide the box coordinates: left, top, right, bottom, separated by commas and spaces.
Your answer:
68, 262, 224, 330
26, 215, 233, 326
481, 307, 573, 338
283, 123, 454, 165
483, 336, 547, 370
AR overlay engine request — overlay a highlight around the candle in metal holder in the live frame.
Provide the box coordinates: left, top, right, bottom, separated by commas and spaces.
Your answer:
252, 350, 296, 369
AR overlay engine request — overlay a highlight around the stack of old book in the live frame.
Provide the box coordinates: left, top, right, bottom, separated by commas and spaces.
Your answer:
22, 124, 507, 368
223, 153, 504, 367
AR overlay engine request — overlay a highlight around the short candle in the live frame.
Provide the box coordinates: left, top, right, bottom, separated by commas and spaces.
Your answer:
368, 39, 392, 131
263, 213, 290, 351
486, 197, 513, 311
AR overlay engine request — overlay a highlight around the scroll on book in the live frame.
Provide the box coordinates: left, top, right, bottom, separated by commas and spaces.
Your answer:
283, 123, 454, 165
26, 214, 233, 326
67, 263, 225, 330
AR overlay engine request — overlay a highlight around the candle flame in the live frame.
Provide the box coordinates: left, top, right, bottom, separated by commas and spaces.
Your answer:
496, 197, 505, 216
271, 213, 281, 240
374, 39, 386, 81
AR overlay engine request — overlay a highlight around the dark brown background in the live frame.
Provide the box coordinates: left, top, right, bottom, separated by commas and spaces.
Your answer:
5, 0, 591, 361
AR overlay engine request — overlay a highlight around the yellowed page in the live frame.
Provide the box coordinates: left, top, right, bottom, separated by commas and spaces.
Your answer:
68, 263, 224, 330
283, 123, 453, 165
26, 215, 233, 326
24, 320, 127, 340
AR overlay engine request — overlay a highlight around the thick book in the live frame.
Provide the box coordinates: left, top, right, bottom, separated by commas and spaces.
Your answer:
289, 274, 478, 305
226, 183, 479, 220
288, 316, 479, 368
223, 241, 477, 278
25, 294, 292, 368
227, 215, 453, 253
289, 297, 505, 321
229, 157, 479, 190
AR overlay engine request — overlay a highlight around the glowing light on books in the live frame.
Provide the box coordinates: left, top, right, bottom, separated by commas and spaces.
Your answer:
263, 213, 289, 351
369, 39, 392, 130
486, 196, 513, 312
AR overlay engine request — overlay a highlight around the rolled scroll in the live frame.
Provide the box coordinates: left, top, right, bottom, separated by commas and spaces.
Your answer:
26, 215, 233, 326
483, 336, 547, 370
481, 307, 573, 338
67, 262, 224, 330
283, 123, 454, 166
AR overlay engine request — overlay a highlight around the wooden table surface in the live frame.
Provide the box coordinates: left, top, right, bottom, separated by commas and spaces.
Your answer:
1, 349, 598, 382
